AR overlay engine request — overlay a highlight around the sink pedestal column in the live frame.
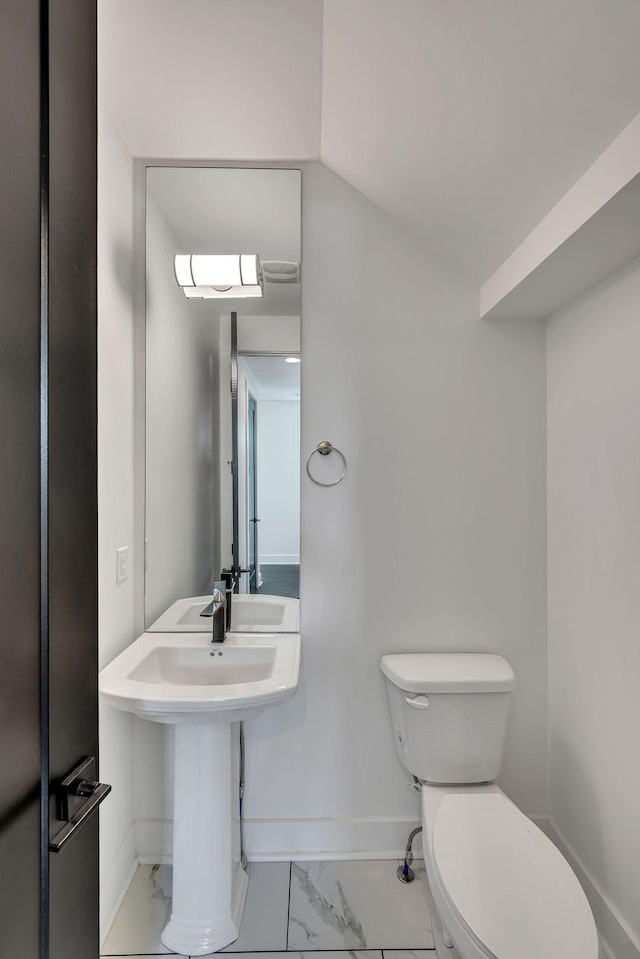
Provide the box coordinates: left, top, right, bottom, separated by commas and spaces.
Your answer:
161, 724, 248, 956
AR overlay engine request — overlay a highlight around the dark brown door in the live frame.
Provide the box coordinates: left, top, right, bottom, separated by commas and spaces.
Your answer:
0, 2, 100, 957
0, 1, 43, 955
47, 1, 100, 956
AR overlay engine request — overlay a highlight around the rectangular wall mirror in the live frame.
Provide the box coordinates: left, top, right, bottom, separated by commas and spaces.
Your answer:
144, 167, 301, 632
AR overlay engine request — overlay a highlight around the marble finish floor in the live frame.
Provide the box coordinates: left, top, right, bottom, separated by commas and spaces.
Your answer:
101, 860, 434, 959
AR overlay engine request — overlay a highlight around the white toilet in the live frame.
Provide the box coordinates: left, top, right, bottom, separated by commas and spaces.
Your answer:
380, 653, 599, 959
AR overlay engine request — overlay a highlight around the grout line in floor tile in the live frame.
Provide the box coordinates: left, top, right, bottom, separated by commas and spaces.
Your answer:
286, 860, 292, 950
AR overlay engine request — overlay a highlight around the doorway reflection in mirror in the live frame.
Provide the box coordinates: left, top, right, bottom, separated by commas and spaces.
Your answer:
238, 353, 300, 599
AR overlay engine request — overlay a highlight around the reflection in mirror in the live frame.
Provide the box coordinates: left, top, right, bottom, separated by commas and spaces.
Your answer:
144, 168, 301, 632
237, 353, 300, 598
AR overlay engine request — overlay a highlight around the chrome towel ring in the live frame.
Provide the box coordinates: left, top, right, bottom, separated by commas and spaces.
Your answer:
306, 440, 347, 487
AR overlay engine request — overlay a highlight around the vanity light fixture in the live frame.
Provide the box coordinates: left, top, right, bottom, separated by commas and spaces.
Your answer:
183, 285, 263, 299
174, 254, 263, 299
285, 356, 301, 364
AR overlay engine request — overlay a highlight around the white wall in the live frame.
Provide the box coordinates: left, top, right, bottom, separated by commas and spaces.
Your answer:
97, 106, 137, 939
132, 162, 549, 860
144, 193, 220, 626
547, 259, 640, 957
241, 162, 548, 855
257, 400, 301, 565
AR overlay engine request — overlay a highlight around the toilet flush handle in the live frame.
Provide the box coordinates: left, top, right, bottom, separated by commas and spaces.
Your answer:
405, 695, 430, 709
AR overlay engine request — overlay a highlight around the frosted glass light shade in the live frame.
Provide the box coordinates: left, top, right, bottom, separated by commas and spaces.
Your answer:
191, 254, 240, 287
240, 254, 258, 286
174, 254, 262, 297
174, 255, 194, 286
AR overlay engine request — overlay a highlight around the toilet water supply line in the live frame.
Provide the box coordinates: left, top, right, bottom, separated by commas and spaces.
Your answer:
398, 826, 422, 883
398, 777, 423, 883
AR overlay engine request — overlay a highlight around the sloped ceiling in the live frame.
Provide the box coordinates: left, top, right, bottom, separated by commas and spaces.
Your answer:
98, 0, 323, 160
321, 0, 640, 281
99, 0, 640, 282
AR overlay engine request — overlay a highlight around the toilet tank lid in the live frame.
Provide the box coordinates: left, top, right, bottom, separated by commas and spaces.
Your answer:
380, 653, 516, 693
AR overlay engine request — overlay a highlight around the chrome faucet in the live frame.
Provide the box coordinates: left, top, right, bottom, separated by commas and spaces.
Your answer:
199, 580, 227, 642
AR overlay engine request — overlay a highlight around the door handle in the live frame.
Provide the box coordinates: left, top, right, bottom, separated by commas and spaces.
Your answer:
49, 756, 111, 853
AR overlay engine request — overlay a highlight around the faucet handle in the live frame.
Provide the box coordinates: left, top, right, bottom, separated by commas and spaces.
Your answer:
212, 581, 226, 608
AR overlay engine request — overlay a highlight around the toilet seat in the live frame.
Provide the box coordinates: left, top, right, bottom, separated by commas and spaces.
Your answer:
431, 792, 598, 959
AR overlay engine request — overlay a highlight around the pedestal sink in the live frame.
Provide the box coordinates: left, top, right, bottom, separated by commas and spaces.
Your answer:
99, 631, 301, 955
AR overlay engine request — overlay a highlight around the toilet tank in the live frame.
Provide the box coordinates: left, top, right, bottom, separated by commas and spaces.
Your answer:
380, 653, 516, 784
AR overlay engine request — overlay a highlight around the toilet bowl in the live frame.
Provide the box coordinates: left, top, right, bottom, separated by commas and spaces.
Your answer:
380, 653, 599, 959
421, 783, 598, 959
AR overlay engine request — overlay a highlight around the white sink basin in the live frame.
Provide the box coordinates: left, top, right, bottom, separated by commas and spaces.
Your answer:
99, 631, 301, 724
148, 593, 300, 633
129, 645, 275, 686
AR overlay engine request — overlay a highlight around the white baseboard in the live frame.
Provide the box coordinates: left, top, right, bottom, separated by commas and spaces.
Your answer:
529, 813, 551, 835
260, 555, 300, 565
243, 817, 424, 860
135, 813, 553, 866
547, 819, 640, 959
135, 816, 422, 863
100, 825, 137, 947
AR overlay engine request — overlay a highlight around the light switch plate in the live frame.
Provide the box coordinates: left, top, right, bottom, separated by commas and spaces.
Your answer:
116, 546, 128, 584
